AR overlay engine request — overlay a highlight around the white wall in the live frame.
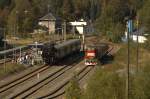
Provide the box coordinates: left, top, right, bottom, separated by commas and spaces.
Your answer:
132, 35, 147, 43
39, 21, 55, 33
70, 21, 87, 34
124, 31, 147, 43
76, 26, 84, 34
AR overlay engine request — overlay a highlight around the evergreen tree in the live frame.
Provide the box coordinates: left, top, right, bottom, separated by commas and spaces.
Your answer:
0, 0, 11, 9
62, 0, 74, 21
73, 0, 83, 20
139, 0, 150, 33
95, 0, 128, 42
138, 0, 150, 50
49, 0, 63, 16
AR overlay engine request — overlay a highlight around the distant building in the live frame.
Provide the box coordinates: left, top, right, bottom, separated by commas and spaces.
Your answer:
38, 13, 62, 34
123, 28, 148, 43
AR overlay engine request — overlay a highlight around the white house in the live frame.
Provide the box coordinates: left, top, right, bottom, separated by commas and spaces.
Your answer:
38, 13, 62, 34
70, 19, 87, 34
123, 28, 148, 43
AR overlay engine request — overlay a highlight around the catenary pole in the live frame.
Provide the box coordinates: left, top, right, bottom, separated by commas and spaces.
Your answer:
3, 28, 6, 72
64, 20, 66, 41
48, 5, 50, 42
126, 20, 130, 99
136, 16, 139, 73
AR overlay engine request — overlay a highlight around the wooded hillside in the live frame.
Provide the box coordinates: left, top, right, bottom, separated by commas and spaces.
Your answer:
0, 0, 149, 44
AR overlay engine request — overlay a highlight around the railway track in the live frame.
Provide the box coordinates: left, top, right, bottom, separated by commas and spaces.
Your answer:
0, 54, 83, 98
8, 61, 88, 99
45, 45, 115, 99
39, 45, 114, 99
45, 66, 94, 99
0, 43, 114, 98
4, 59, 83, 98
0, 65, 49, 96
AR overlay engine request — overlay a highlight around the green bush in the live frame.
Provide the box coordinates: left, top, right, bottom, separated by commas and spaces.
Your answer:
130, 64, 150, 99
108, 23, 125, 43
83, 69, 125, 99
65, 75, 81, 99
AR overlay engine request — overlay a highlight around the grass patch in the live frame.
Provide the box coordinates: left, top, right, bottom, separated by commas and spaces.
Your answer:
65, 43, 150, 99
6, 34, 81, 46
0, 63, 26, 79
82, 69, 125, 99
103, 42, 150, 71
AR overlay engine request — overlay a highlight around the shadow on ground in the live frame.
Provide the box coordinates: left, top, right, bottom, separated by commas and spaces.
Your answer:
100, 54, 114, 65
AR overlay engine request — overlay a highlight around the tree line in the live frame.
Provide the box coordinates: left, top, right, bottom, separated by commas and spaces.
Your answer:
0, 0, 149, 42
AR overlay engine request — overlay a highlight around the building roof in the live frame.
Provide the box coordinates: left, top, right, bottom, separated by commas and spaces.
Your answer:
55, 39, 80, 49
39, 13, 61, 21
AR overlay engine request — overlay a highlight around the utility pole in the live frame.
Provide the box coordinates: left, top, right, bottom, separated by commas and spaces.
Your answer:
3, 28, 6, 72
13, 24, 15, 62
126, 24, 130, 99
136, 16, 139, 73
48, 5, 50, 42
103, 0, 106, 34
24, 10, 28, 38
15, 11, 18, 63
82, 24, 85, 51
126, 19, 132, 99
64, 20, 66, 41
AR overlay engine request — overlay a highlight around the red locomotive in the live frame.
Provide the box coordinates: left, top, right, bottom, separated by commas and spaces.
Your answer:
84, 47, 97, 66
